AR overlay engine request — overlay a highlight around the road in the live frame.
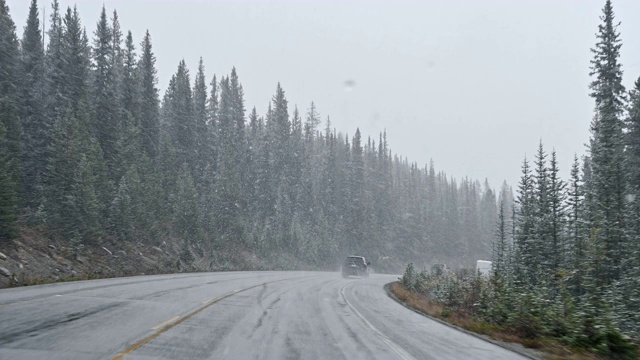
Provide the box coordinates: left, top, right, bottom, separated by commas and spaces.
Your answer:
0, 271, 526, 360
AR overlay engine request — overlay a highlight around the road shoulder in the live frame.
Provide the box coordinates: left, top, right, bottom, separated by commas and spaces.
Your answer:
383, 282, 545, 360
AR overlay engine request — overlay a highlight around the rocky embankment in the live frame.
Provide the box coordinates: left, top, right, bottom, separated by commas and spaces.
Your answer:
0, 229, 273, 288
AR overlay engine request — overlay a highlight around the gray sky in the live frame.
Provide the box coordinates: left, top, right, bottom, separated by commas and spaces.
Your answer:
7, 0, 640, 189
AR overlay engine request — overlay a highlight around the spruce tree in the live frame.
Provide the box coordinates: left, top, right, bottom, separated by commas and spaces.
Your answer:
110, 10, 123, 89
588, 0, 627, 286
139, 30, 159, 160
121, 31, 138, 120
192, 58, 211, 203
207, 74, 219, 172
44, 0, 66, 125
229, 67, 245, 136
213, 75, 245, 245
621, 77, 640, 335
46, 109, 104, 243
304, 101, 320, 142
164, 60, 195, 171
548, 150, 567, 273
92, 6, 119, 177
532, 142, 549, 278
44, 6, 107, 243
348, 128, 366, 253
289, 106, 304, 193
514, 157, 536, 284
110, 10, 124, 139
62, 7, 90, 115
567, 155, 585, 294
493, 197, 508, 279
20, 0, 48, 210
115, 30, 141, 174
0, 0, 23, 205
270, 83, 290, 184
480, 180, 498, 261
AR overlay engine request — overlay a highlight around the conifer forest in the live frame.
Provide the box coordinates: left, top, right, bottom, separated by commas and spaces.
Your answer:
1, 0, 640, 345
400, 0, 640, 350
0, 0, 499, 272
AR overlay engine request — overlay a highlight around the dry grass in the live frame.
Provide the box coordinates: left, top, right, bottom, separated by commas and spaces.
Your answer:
389, 282, 606, 360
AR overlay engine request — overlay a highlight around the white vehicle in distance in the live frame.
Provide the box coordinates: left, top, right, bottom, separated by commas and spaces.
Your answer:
476, 260, 492, 277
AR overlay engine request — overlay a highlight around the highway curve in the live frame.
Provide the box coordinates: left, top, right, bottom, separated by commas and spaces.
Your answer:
0, 271, 526, 359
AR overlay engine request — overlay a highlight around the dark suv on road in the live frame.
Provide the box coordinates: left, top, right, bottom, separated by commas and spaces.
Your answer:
341, 256, 370, 278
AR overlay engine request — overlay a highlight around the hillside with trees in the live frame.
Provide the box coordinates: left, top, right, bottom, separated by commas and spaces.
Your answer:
0, 0, 499, 285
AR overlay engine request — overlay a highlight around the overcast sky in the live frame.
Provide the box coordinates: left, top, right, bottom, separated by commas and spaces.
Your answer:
7, 0, 640, 189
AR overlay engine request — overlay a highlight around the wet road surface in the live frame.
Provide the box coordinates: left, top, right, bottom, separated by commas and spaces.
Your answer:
0, 271, 526, 359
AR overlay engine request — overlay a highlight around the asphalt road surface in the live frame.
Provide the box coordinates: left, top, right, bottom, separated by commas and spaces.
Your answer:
0, 271, 526, 360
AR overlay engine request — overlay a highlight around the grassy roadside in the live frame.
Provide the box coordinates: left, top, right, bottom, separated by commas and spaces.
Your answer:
388, 281, 609, 360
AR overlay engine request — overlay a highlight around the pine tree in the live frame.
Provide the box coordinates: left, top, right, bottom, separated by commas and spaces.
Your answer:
289, 106, 304, 193
192, 58, 211, 199
347, 128, 366, 252
163, 60, 195, 171
621, 76, 640, 335
46, 110, 104, 243
213, 74, 246, 245
206, 74, 219, 173
588, 0, 627, 286
493, 197, 508, 279
498, 182, 514, 268
43, 6, 108, 243
270, 83, 290, 184
110, 10, 123, 89
20, 0, 48, 210
567, 155, 585, 295
121, 31, 138, 119
115, 30, 141, 174
514, 157, 536, 284
208, 74, 219, 129
92, 5, 119, 177
139, 30, 159, 159
110, 10, 124, 137
548, 150, 567, 273
193, 61, 208, 143
229, 67, 245, 136
44, 0, 66, 125
304, 101, 320, 142
532, 142, 550, 278
0, 0, 23, 206
480, 180, 498, 261
62, 7, 90, 115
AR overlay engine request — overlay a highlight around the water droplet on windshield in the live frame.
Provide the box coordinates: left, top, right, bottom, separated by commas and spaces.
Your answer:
343, 79, 356, 91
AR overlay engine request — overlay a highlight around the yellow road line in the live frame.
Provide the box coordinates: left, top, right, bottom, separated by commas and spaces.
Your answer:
150, 316, 179, 330
202, 297, 218, 305
112, 283, 267, 360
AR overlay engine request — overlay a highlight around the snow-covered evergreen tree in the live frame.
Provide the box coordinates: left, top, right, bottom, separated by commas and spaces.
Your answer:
138, 30, 159, 160
587, 0, 627, 286
0, 0, 23, 205
19, 0, 48, 210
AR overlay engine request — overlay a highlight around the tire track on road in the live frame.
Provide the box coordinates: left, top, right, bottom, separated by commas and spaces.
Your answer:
341, 282, 417, 360
112, 275, 320, 360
